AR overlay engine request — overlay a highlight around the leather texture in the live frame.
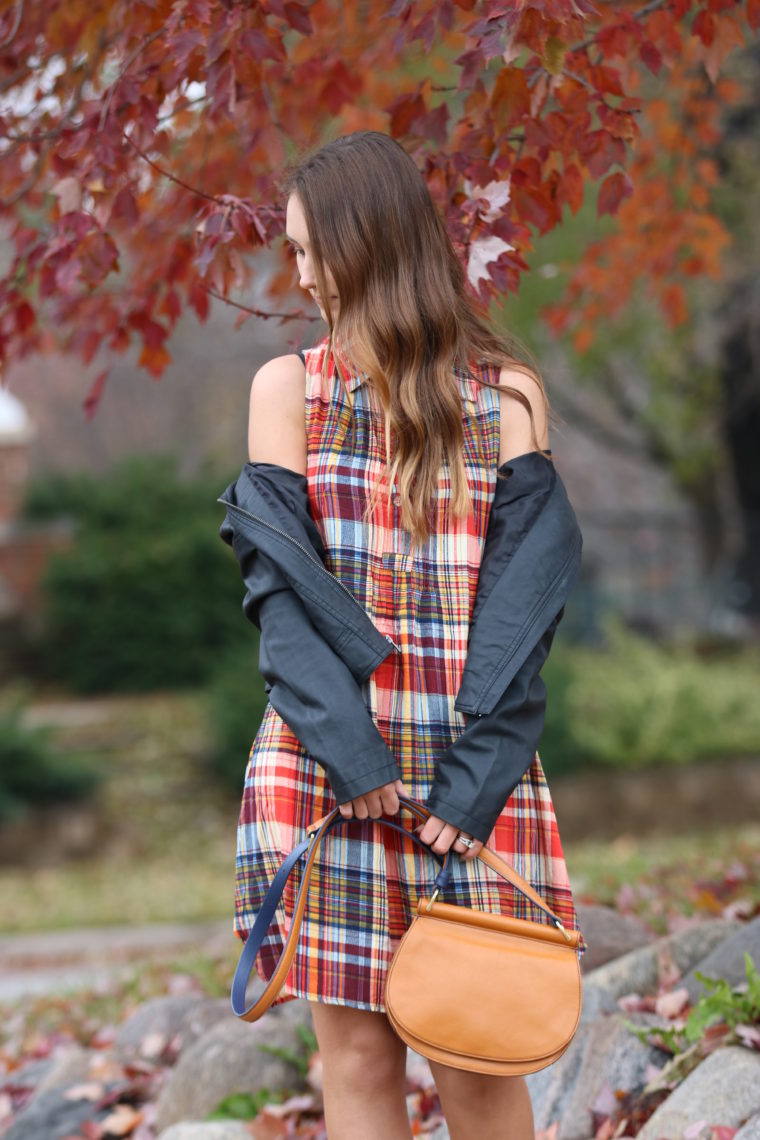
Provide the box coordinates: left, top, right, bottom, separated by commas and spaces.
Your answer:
384, 896, 582, 1075
230, 798, 582, 1076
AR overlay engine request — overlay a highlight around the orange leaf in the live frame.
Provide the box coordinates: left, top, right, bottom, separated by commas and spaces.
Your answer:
138, 342, 172, 377
559, 163, 584, 215
573, 326, 594, 354
661, 283, 688, 329
491, 67, 530, 129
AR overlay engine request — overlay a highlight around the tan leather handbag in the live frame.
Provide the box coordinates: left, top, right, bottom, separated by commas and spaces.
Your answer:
231, 798, 582, 1076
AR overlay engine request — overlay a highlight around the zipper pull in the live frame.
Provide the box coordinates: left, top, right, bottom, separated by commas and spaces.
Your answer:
385, 633, 401, 653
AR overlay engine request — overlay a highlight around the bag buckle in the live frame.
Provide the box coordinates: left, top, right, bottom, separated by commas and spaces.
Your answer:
424, 888, 440, 913
554, 918, 573, 943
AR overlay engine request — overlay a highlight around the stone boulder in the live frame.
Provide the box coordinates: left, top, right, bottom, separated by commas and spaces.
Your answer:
637, 1048, 760, 1140
575, 904, 653, 973
155, 1001, 313, 1132
3, 1087, 117, 1140
113, 994, 230, 1056
682, 915, 760, 1001
736, 1114, 760, 1140
528, 1016, 666, 1139
580, 920, 738, 1021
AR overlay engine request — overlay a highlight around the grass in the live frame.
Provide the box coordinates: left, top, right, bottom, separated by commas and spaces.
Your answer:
1, 688, 758, 936
0, 690, 239, 933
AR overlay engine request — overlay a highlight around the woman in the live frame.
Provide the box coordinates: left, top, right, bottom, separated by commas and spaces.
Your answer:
219, 130, 584, 1139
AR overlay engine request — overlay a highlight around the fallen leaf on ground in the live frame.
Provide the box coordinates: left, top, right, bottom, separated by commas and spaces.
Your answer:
101, 1103, 142, 1135
655, 987, 690, 1018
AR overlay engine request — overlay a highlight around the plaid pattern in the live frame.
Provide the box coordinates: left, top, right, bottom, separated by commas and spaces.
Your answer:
234, 342, 584, 1010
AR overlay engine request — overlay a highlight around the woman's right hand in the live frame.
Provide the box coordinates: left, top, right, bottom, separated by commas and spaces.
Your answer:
338, 778, 409, 820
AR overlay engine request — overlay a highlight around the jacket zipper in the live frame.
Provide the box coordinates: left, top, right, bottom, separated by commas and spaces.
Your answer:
220, 498, 401, 653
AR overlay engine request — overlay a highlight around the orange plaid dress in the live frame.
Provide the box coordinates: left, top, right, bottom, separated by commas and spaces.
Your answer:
234, 342, 583, 1010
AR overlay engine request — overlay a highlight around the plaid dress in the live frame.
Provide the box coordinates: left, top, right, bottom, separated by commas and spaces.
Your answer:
234, 342, 583, 1011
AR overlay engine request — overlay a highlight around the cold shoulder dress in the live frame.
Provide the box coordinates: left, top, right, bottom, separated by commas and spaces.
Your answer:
234, 342, 583, 1011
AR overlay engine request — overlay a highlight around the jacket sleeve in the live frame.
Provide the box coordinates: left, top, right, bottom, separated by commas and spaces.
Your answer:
425, 613, 561, 844
240, 547, 402, 804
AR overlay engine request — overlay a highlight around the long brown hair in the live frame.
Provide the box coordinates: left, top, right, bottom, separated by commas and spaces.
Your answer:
284, 131, 547, 542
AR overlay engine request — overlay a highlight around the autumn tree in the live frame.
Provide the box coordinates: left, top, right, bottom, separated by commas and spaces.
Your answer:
0, 0, 758, 611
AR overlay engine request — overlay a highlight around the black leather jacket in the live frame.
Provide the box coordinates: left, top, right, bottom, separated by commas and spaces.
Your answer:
218, 452, 582, 843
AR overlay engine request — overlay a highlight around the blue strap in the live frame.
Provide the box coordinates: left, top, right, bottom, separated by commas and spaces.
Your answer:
230, 796, 568, 1020
231, 806, 450, 1019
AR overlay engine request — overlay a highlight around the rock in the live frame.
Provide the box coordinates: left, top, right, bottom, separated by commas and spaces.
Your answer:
2, 1087, 114, 1140
406, 1049, 435, 1087
10, 1055, 58, 1093
176, 998, 231, 1050
32, 1045, 92, 1094
157, 1125, 255, 1140
575, 904, 653, 973
113, 995, 229, 1056
113, 995, 209, 1053
580, 920, 738, 1022
683, 915, 760, 1001
155, 1010, 311, 1131
736, 1113, 760, 1140
637, 1048, 760, 1140
527, 1023, 593, 1133
556, 1016, 667, 1140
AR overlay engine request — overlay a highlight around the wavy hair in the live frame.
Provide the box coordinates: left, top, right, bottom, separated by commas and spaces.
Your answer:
283, 131, 548, 542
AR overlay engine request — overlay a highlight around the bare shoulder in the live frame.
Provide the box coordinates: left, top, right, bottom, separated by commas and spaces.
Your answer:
496, 364, 549, 465
248, 353, 307, 472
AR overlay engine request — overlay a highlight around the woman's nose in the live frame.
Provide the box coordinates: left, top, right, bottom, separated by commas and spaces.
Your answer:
299, 254, 315, 291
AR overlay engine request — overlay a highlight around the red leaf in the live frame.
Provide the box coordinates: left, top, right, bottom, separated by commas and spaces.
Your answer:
513, 186, 558, 234
559, 163, 584, 215
239, 28, 285, 63
591, 65, 624, 97
597, 171, 633, 217
456, 48, 484, 88
583, 131, 626, 179
693, 10, 715, 45
639, 41, 663, 75
749, 0, 760, 31
284, 1, 313, 34
110, 187, 139, 226
418, 103, 448, 146
647, 8, 682, 55
388, 92, 426, 137
83, 369, 109, 420
15, 301, 35, 333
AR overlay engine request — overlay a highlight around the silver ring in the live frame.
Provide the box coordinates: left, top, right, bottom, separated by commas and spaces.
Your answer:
457, 833, 474, 849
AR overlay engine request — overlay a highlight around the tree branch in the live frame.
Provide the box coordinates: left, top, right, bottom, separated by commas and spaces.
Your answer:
202, 285, 319, 323
122, 130, 222, 205
98, 27, 166, 131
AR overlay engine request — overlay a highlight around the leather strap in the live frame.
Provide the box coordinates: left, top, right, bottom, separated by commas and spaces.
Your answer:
231, 797, 570, 1021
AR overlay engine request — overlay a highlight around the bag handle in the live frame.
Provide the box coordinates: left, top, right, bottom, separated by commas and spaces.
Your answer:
231, 796, 571, 1022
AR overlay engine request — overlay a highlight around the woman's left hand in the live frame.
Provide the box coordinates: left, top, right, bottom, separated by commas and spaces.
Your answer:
416, 815, 483, 863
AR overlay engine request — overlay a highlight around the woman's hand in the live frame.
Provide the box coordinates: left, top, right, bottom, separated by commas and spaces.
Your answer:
339, 778, 409, 820
416, 815, 483, 863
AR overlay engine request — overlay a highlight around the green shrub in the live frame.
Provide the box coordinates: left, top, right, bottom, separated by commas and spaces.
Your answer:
0, 701, 99, 823
540, 623, 760, 773
205, 640, 270, 794
27, 456, 250, 692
